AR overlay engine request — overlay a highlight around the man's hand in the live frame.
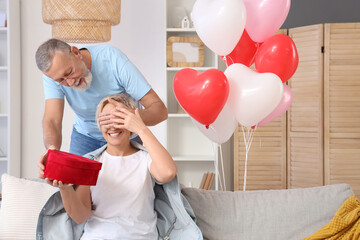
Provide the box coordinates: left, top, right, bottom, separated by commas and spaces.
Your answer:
98, 112, 112, 130
38, 145, 56, 179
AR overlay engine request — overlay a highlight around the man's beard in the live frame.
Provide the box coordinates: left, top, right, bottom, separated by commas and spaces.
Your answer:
71, 63, 93, 91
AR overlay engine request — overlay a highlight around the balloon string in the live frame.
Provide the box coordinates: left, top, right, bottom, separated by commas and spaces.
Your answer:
212, 143, 223, 191
219, 143, 226, 191
222, 56, 228, 67
241, 125, 256, 191
223, 55, 235, 67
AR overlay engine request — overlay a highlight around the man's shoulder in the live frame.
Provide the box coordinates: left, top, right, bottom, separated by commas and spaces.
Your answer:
87, 45, 123, 55
87, 45, 128, 63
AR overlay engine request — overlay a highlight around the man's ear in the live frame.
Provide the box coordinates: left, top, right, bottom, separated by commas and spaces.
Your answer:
70, 46, 81, 57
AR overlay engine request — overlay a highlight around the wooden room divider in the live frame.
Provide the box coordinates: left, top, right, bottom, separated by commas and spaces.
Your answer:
324, 23, 360, 197
234, 23, 360, 198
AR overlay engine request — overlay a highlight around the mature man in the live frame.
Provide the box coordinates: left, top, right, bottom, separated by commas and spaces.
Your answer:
35, 38, 167, 157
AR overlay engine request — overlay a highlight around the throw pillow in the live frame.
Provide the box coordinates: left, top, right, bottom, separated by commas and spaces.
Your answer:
182, 184, 354, 240
0, 173, 57, 240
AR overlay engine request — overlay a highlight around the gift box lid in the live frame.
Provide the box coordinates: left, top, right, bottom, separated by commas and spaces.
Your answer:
46, 150, 102, 170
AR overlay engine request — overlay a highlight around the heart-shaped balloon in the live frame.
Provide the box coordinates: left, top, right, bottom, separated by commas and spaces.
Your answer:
255, 84, 293, 128
225, 64, 283, 127
243, 0, 291, 43
173, 68, 229, 126
221, 30, 260, 67
255, 34, 298, 83
192, 0, 247, 56
192, 104, 237, 144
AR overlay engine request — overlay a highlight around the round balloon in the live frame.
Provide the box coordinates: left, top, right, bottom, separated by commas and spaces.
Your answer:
255, 34, 299, 83
221, 30, 259, 67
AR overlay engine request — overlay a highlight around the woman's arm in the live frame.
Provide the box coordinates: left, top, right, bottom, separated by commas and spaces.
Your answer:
46, 179, 92, 224
111, 108, 177, 183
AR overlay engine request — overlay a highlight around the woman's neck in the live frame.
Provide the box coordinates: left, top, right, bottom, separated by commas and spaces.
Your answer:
105, 141, 138, 156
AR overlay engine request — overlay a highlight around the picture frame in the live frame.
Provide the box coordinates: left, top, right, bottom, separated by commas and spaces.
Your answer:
167, 36, 204, 67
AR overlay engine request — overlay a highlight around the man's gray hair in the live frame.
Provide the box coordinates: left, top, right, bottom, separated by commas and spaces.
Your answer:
35, 38, 71, 72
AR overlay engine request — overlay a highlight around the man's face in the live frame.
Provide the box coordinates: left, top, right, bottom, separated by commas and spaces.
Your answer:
45, 51, 92, 91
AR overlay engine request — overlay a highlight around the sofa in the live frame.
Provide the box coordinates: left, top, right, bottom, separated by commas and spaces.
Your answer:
0, 173, 354, 240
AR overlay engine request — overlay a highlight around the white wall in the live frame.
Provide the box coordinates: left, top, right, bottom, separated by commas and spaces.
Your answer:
20, 0, 166, 178
19, 0, 233, 190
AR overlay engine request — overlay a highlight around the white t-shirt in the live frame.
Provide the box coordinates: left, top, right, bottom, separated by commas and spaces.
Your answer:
80, 150, 158, 240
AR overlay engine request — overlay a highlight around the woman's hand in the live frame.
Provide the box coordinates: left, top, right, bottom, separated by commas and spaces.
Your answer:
111, 107, 147, 135
45, 178, 73, 189
98, 98, 136, 130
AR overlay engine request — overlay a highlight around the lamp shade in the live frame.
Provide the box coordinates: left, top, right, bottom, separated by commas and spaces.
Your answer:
44, 149, 102, 186
42, 0, 121, 43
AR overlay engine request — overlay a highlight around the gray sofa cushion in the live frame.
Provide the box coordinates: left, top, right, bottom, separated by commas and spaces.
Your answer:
182, 184, 353, 240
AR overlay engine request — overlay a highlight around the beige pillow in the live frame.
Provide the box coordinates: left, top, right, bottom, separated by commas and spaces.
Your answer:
0, 173, 57, 240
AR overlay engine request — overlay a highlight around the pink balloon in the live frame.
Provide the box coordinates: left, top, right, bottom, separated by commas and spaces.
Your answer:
256, 84, 293, 127
243, 0, 291, 43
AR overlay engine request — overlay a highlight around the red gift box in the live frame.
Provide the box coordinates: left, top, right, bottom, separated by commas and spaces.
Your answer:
44, 149, 102, 186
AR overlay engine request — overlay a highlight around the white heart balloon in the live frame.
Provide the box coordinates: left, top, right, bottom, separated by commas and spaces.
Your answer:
192, 104, 237, 144
191, 0, 247, 56
225, 64, 284, 127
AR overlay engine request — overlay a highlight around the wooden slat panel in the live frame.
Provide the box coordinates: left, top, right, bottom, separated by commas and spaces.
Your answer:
324, 23, 360, 198
287, 24, 324, 188
234, 116, 286, 191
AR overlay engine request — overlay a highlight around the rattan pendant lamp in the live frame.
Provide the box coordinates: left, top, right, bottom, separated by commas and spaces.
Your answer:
42, 0, 121, 43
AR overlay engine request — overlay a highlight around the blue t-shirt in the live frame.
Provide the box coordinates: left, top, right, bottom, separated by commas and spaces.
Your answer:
43, 45, 151, 140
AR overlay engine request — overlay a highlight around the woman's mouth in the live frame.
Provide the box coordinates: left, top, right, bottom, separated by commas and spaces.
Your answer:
108, 130, 123, 137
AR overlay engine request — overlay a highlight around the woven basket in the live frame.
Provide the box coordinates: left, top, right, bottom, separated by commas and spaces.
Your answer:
42, 0, 121, 43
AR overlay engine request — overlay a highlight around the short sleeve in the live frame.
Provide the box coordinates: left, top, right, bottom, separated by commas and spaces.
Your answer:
43, 75, 65, 99
146, 152, 152, 171
114, 55, 151, 101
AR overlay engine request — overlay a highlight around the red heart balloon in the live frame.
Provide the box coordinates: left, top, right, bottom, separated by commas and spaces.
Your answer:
255, 34, 299, 83
173, 68, 229, 126
221, 30, 260, 67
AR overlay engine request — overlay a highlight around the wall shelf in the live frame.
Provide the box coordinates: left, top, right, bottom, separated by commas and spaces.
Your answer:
166, 28, 196, 32
168, 113, 189, 118
165, 0, 219, 190
173, 156, 216, 162
167, 67, 215, 71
